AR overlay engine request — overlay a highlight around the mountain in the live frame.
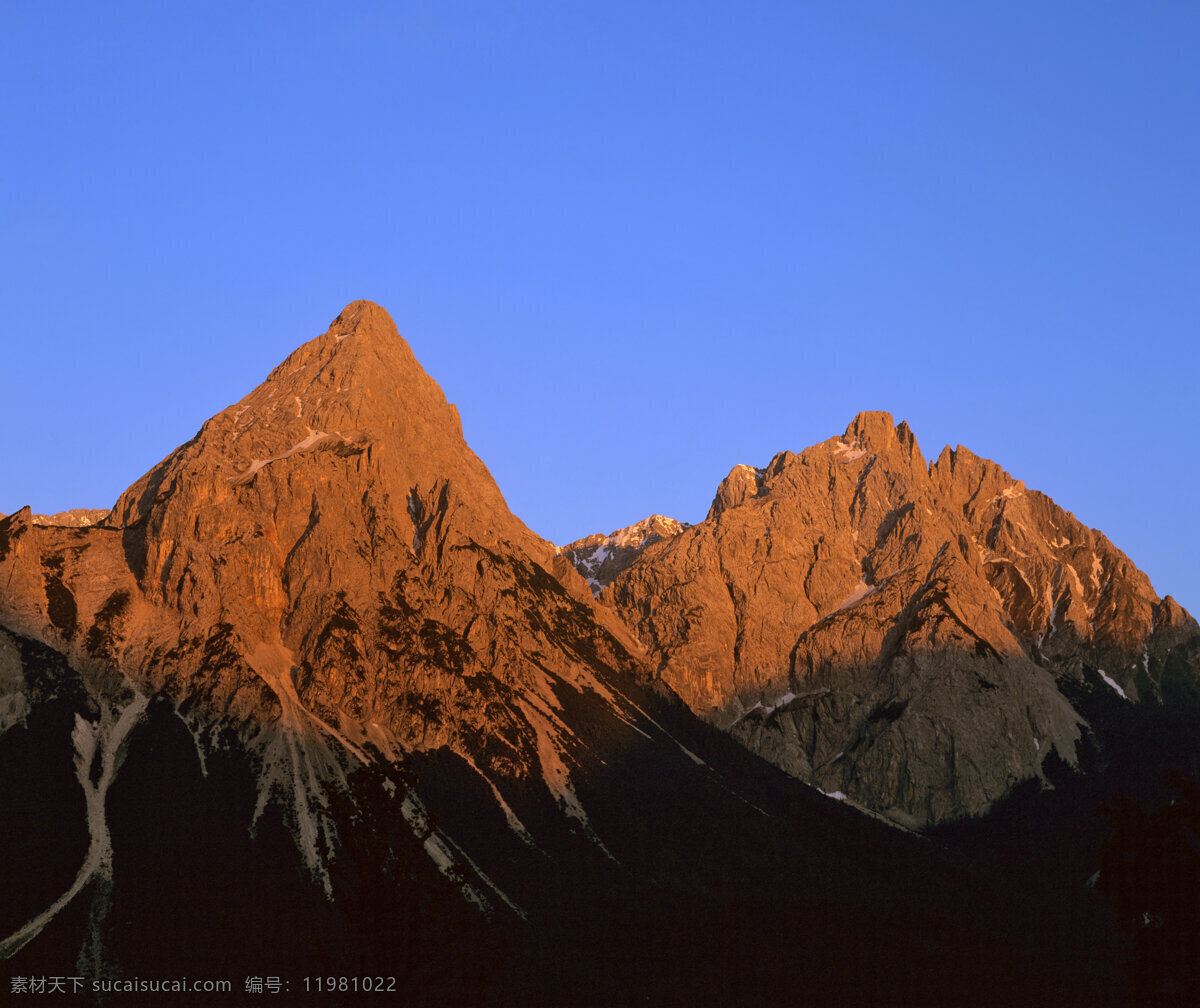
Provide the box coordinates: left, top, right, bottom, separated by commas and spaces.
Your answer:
588, 411, 1200, 827
560, 514, 689, 593
0, 304, 1194, 1005
0, 300, 656, 916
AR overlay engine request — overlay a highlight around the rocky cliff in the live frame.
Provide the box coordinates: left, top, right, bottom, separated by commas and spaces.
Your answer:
0, 301, 663, 911
595, 411, 1200, 826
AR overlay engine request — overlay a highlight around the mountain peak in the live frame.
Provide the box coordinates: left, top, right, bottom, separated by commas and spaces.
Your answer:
328, 299, 400, 342
108, 301, 553, 582
844, 410, 896, 449
561, 514, 691, 593
591, 411, 1199, 825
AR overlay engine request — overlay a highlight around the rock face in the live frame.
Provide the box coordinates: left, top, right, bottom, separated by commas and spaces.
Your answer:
599, 411, 1200, 826
2, 309, 1195, 1004
0, 301, 657, 905
560, 515, 689, 593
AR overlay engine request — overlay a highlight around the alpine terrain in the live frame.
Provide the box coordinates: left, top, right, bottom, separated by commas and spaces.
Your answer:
576, 411, 1200, 827
2, 302, 1197, 1006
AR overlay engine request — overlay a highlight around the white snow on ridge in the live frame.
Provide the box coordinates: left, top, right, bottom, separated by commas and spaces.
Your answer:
730, 690, 801, 728
833, 441, 867, 462
602, 515, 690, 552
231, 428, 343, 485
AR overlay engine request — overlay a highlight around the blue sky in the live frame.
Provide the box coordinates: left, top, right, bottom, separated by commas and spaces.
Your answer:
3, 2, 1198, 614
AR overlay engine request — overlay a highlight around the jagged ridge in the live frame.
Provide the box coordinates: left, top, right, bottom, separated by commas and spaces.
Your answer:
592, 411, 1200, 825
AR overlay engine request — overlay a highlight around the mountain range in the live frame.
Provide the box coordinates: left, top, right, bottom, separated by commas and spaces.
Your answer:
2, 301, 1197, 1005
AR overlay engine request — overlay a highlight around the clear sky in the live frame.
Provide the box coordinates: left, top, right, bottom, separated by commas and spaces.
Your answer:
3, 2, 1198, 614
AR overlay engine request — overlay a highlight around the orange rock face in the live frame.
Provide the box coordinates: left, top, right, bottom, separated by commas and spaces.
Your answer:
0, 303, 654, 885
599, 411, 1200, 825
561, 515, 690, 594
4, 310, 1197, 840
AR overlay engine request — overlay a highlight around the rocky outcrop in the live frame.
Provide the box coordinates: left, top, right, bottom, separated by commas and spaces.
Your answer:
560, 515, 689, 593
604, 411, 1200, 826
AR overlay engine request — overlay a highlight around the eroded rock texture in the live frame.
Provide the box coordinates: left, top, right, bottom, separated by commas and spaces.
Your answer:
594, 411, 1199, 825
561, 515, 689, 594
0, 302, 655, 894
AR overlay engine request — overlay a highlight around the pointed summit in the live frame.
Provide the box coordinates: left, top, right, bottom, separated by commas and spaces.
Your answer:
329, 298, 399, 338
0, 301, 650, 894
314, 300, 428, 386
109, 298, 531, 557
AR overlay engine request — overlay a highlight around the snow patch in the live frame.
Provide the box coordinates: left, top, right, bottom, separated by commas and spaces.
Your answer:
609, 515, 689, 550
834, 580, 875, 613
730, 690, 806, 727
1097, 669, 1129, 701
231, 428, 348, 485
833, 441, 867, 461
730, 701, 763, 727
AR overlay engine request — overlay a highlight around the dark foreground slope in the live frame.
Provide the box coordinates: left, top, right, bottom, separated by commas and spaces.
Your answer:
2, 619, 1129, 1008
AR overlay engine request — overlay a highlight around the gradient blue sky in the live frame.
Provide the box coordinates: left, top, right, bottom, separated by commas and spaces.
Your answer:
3, 2, 1198, 614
